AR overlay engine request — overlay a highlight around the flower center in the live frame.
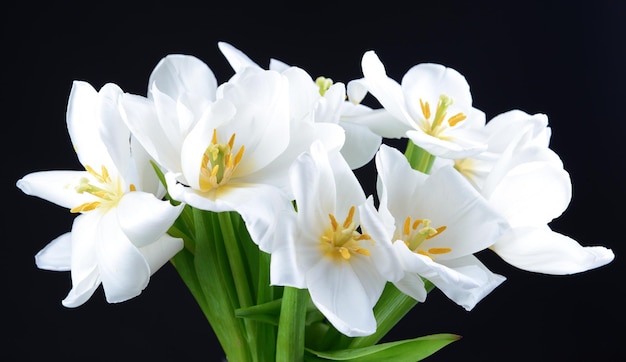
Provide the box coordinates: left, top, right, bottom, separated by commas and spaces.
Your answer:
315, 76, 333, 96
199, 129, 245, 191
70, 165, 131, 213
419, 94, 467, 137
399, 216, 451, 258
320, 206, 372, 261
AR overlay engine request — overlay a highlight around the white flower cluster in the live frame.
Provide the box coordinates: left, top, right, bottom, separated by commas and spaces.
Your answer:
17, 42, 614, 338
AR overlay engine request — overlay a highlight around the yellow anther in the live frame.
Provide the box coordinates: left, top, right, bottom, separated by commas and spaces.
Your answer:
427, 226, 447, 239
321, 206, 371, 262
343, 206, 356, 228
70, 201, 101, 213
419, 99, 431, 119
448, 113, 467, 127
329, 213, 339, 230
129, 184, 136, 192
428, 247, 452, 255
234, 145, 245, 166
199, 129, 244, 191
72, 164, 124, 213
227, 134, 235, 148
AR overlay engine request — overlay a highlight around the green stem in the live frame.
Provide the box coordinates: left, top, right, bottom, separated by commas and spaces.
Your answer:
276, 287, 307, 362
193, 208, 251, 362
217, 211, 260, 361
404, 140, 436, 174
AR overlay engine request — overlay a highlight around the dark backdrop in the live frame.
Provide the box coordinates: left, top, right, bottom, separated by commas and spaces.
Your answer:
4, 2, 625, 361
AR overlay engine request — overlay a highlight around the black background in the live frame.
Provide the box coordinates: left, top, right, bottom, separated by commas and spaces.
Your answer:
4, 2, 625, 361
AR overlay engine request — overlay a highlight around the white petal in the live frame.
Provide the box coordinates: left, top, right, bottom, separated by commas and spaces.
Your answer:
120, 93, 181, 174
138, 234, 184, 275
269, 209, 306, 287
62, 268, 101, 308
95, 211, 151, 303
17, 170, 91, 209
393, 272, 428, 302
416, 166, 509, 258
361, 51, 414, 128
116, 192, 184, 248
437, 255, 506, 311
148, 54, 217, 108
337, 120, 381, 169
401, 63, 472, 116
66, 81, 113, 169
97, 83, 130, 179
488, 161, 571, 227
307, 258, 377, 337
35, 232, 72, 271
218, 41, 262, 72
492, 226, 615, 275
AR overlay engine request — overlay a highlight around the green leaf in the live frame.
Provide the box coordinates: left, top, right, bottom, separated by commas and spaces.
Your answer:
235, 299, 283, 325
304, 334, 460, 362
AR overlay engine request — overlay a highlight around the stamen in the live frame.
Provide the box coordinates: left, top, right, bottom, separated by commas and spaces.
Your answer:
70, 201, 101, 213
403, 217, 411, 235
329, 213, 339, 230
448, 113, 467, 127
419, 99, 431, 119
199, 129, 245, 191
427, 226, 447, 239
428, 247, 452, 254
342, 206, 356, 228
321, 206, 371, 261
315, 76, 333, 96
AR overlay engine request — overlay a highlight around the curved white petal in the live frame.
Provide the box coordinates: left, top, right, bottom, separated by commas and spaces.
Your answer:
218, 41, 262, 72
138, 234, 184, 275
401, 63, 472, 120
216, 69, 291, 176
361, 51, 414, 127
437, 255, 505, 311
492, 226, 615, 275
346, 78, 369, 104
269, 209, 305, 287
148, 54, 217, 111
66, 81, 113, 169
289, 142, 337, 234
120, 93, 181, 174
337, 120, 381, 169
116, 191, 184, 248
35, 232, 72, 271
358, 197, 403, 282
97, 83, 130, 179
17, 170, 91, 209
307, 258, 377, 337
393, 272, 428, 302
416, 166, 509, 258
63, 212, 101, 307
96, 211, 151, 304
488, 161, 571, 227
62, 268, 100, 308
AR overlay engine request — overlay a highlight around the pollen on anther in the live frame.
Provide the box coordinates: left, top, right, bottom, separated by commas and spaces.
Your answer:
448, 113, 467, 127
428, 247, 452, 254
419, 99, 431, 119
343, 206, 356, 228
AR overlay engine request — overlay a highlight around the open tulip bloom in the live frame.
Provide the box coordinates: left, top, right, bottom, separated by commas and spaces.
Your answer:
17, 42, 615, 361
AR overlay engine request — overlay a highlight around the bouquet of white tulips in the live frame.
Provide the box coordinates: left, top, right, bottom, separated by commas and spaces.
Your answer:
17, 41, 614, 361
